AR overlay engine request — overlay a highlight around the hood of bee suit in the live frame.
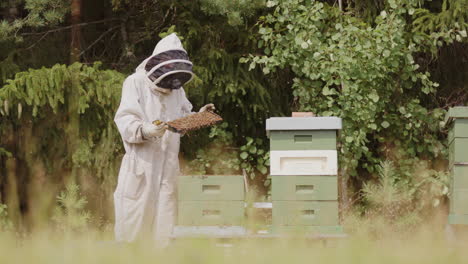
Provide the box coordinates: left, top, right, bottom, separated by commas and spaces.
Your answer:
136, 33, 194, 90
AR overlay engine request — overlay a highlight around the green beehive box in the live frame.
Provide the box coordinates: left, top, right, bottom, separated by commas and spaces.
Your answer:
450, 190, 468, 214
269, 130, 337, 151
266, 116, 342, 232
178, 175, 244, 201
178, 201, 244, 226
445, 107, 468, 123
271, 176, 337, 201
451, 165, 468, 190
448, 119, 468, 144
270, 225, 344, 235
272, 201, 339, 226
448, 214, 468, 225
266, 117, 342, 147
446, 107, 468, 225
449, 138, 468, 167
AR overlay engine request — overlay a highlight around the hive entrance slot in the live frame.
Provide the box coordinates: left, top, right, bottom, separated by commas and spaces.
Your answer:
296, 185, 314, 193
202, 185, 221, 193
294, 135, 312, 142
301, 210, 315, 218
202, 210, 221, 218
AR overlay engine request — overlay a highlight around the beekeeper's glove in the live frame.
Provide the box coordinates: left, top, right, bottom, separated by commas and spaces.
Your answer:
199, 103, 215, 112
142, 123, 167, 139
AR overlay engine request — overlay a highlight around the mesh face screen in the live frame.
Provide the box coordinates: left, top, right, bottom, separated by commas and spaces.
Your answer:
148, 61, 192, 81
156, 71, 193, 90
145, 50, 189, 70
145, 50, 193, 90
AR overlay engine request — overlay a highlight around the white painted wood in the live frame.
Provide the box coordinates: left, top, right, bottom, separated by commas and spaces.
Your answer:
266, 117, 342, 131
252, 202, 272, 208
270, 150, 338, 175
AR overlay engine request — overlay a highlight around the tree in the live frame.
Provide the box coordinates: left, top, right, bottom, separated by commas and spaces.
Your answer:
247, 0, 461, 207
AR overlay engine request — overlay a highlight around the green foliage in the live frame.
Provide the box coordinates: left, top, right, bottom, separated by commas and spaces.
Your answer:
0, 62, 124, 117
247, 0, 445, 180
0, 0, 466, 230
167, 5, 291, 167
0, 147, 12, 158
183, 123, 240, 175
183, 42, 285, 140
0, 0, 69, 42
239, 136, 269, 180
0, 55, 20, 85
198, 0, 266, 26
0, 62, 125, 223
0, 62, 125, 180
361, 160, 449, 232
52, 182, 90, 234
413, 0, 468, 35
0, 204, 13, 232
183, 125, 270, 188
363, 161, 414, 218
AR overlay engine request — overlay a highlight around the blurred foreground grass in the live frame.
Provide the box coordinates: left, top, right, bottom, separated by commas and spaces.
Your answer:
1, 227, 468, 264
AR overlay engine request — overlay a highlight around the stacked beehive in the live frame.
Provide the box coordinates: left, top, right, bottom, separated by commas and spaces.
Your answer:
446, 107, 468, 225
177, 175, 245, 229
266, 117, 343, 235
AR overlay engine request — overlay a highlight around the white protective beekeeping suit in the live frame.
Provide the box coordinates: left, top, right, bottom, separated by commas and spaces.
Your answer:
113, 33, 195, 245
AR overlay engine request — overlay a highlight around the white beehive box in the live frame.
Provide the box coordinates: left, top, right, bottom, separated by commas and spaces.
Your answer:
270, 150, 338, 175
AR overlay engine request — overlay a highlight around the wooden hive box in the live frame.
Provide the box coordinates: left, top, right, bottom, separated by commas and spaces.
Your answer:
446, 107, 468, 224
266, 116, 343, 235
177, 175, 245, 226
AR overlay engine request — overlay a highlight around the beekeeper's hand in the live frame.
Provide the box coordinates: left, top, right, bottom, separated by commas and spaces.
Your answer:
142, 123, 167, 139
199, 103, 215, 112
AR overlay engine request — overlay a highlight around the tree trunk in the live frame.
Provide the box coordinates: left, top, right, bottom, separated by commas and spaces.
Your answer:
7, 0, 19, 20
69, 0, 82, 183
337, 0, 348, 218
119, 11, 136, 63
339, 164, 349, 218
3, 124, 21, 228
21, 118, 52, 231
70, 0, 82, 63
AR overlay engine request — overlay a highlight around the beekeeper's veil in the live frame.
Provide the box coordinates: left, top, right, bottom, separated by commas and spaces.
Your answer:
137, 33, 194, 90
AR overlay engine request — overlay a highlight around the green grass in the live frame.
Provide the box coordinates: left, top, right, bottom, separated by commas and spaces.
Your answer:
1, 227, 468, 264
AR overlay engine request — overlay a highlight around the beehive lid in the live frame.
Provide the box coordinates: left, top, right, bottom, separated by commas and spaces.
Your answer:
445, 107, 468, 125
266, 117, 342, 133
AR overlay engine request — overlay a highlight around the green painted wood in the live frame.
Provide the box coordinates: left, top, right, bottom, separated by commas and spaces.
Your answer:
269, 130, 337, 151
450, 165, 468, 200
452, 165, 468, 189
450, 189, 468, 214
272, 201, 339, 226
178, 201, 244, 226
448, 128, 454, 144
449, 138, 468, 166
178, 175, 244, 201
445, 107, 468, 124
448, 119, 468, 145
454, 119, 468, 137
270, 225, 344, 235
271, 176, 338, 201
448, 214, 468, 225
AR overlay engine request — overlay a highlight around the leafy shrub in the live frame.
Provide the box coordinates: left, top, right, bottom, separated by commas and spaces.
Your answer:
183, 123, 241, 175
52, 183, 90, 234
359, 160, 449, 235
0, 204, 13, 232
246, 0, 444, 181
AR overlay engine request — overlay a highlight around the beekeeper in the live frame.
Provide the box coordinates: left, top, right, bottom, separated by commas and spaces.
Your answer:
113, 33, 214, 245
